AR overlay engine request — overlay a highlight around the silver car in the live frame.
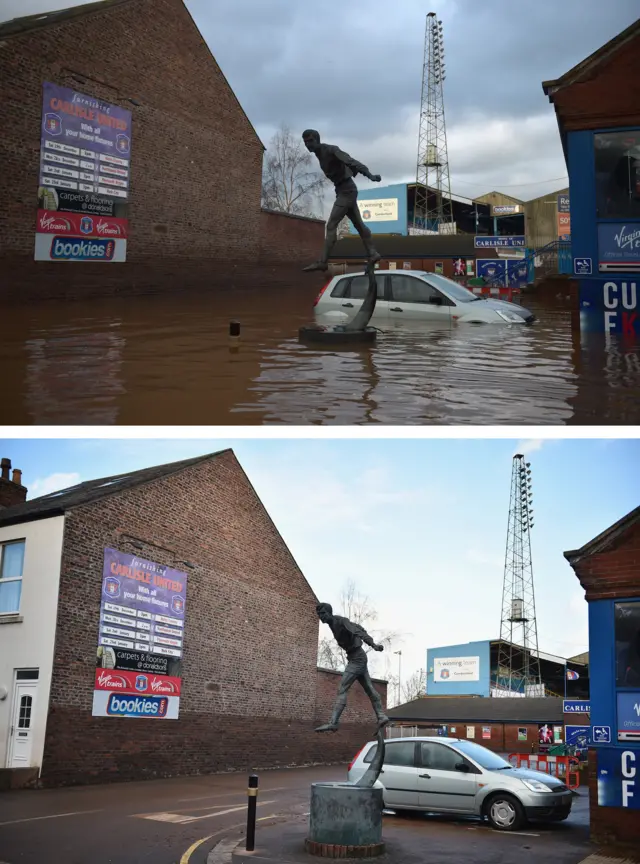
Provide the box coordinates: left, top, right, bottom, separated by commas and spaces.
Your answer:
347, 736, 573, 831
314, 270, 534, 326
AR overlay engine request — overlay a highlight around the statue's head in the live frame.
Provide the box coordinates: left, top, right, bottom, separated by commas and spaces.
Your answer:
316, 602, 333, 623
302, 129, 321, 153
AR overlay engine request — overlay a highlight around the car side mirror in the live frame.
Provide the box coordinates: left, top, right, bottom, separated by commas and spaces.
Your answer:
428, 295, 443, 305
455, 762, 470, 773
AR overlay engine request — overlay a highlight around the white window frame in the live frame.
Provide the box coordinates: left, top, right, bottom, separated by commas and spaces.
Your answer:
0, 539, 26, 616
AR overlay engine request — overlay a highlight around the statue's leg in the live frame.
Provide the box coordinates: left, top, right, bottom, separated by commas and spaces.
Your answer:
315, 666, 357, 732
303, 199, 347, 272
358, 668, 390, 728
348, 204, 381, 264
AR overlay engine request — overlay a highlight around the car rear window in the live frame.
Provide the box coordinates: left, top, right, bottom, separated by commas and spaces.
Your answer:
331, 274, 385, 299
363, 741, 416, 767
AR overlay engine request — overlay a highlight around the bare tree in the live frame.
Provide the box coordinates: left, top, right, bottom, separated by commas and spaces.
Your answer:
402, 668, 427, 704
261, 124, 328, 218
317, 579, 400, 678
337, 215, 352, 239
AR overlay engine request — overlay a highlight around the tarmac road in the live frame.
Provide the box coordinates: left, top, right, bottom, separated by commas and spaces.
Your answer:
0, 767, 591, 864
0, 765, 339, 864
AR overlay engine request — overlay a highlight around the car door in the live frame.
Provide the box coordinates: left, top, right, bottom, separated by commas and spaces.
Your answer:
375, 740, 420, 808
326, 273, 388, 323
387, 273, 452, 323
416, 741, 479, 813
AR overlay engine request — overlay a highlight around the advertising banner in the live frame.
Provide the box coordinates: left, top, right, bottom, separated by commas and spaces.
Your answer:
92, 549, 187, 719
617, 692, 640, 741
598, 223, 640, 272
482, 727, 491, 739
565, 725, 590, 750
563, 700, 591, 714
433, 656, 480, 683
518, 728, 527, 741
474, 236, 526, 249
435, 262, 444, 275
506, 259, 529, 288
578, 279, 638, 335
597, 746, 640, 808
476, 259, 506, 285
466, 259, 475, 277
358, 198, 399, 222
492, 204, 522, 215
557, 194, 571, 241
466, 726, 475, 739
36, 82, 132, 262
453, 257, 465, 277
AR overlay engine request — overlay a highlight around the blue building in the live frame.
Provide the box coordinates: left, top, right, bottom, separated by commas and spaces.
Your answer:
426, 639, 588, 699
543, 19, 640, 336
565, 505, 640, 852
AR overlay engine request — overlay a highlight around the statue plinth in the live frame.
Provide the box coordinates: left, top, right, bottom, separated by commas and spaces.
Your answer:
306, 783, 384, 858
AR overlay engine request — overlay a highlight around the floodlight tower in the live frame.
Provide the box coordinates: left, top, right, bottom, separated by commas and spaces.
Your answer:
412, 12, 454, 235
497, 455, 542, 696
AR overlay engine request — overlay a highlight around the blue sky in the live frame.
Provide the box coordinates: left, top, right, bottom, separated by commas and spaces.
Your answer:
2, 437, 638, 690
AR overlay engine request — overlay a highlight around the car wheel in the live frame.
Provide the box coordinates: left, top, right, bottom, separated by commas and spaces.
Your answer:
485, 793, 526, 831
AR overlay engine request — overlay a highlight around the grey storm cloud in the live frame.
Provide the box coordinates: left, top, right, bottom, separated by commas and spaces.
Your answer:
2, 0, 638, 195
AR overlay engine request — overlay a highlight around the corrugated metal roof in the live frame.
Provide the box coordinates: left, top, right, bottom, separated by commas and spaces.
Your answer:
388, 696, 565, 723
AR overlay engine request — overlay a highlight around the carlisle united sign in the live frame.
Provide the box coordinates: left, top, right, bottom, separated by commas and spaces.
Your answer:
563, 700, 590, 714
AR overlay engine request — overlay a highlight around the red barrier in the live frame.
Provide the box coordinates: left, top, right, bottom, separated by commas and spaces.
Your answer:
508, 753, 580, 789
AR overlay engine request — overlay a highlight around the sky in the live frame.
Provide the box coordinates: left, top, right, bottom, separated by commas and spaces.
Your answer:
2, 436, 638, 699
1, 0, 638, 207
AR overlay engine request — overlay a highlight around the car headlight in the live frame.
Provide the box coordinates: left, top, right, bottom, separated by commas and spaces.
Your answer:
495, 309, 523, 323
521, 779, 554, 793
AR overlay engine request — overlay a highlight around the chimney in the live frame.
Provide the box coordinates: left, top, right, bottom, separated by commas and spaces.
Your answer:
0, 458, 28, 509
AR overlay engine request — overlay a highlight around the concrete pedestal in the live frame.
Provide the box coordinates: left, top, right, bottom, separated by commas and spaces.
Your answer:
298, 325, 377, 345
306, 782, 384, 858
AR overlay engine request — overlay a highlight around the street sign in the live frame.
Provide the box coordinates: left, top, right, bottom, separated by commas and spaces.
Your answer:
563, 699, 590, 714
474, 236, 526, 249
574, 257, 593, 275
593, 726, 611, 744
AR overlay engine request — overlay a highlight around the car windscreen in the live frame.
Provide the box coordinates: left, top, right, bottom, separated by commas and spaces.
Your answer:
450, 741, 512, 770
419, 273, 479, 303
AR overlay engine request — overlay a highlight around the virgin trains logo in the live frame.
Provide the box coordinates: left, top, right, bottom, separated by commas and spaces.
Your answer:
96, 219, 122, 236
97, 672, 129, 689
39, 213, 71, 232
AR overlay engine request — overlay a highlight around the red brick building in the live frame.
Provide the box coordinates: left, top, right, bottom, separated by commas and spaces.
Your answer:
0, 0, 325, 301
0, 452, 386, 787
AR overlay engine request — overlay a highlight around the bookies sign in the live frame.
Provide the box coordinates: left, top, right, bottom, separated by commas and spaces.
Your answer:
92, 549, 187, 719
597, 747, 640, 809
35, 82, 131, 262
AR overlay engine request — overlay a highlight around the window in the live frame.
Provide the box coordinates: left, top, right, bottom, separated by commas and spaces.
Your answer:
0, 540, 25, 615
421, 274, 479, 303
390, 275, 449, 305
451, 740, 512, 771
420, 742, 474, 772
331, 274, 386, 300
364, 741, 416, 767
594, 130, 640, 220
615, 601, 640, 687
18, 695, 33, 729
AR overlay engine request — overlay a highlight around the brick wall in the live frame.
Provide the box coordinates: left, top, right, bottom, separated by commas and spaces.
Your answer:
570, 520, 640, 601
0, 0, 327, 302
315, 668, 387, 726
551, 32, 640, 130
40, 451, 385, 786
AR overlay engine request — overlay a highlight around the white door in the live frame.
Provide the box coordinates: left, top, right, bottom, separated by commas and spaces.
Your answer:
7, 678, 38, 768
379, 740, 420, 808
321, 273, 389, 324
387, 273, 452, 323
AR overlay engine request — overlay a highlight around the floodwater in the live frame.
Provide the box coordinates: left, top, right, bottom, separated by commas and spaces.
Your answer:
0, 285, 639, 425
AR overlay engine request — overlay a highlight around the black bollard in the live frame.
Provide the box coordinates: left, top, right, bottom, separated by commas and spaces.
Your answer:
229, 320, 241, 349
246, 773, 258, 851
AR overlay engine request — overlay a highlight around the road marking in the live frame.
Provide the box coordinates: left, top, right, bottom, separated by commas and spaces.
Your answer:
178, 786, 288, 803
181, 833, 214, 864
138, 800, 276, 824
0, 809, 103, 827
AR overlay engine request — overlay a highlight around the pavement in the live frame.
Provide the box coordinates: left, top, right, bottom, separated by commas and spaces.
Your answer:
210, 788, 594, 864
0, 767, 600, 864
0, 764, 339, 864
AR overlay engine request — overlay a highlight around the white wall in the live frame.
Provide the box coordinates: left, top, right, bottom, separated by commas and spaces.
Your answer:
0, 516, 64, 770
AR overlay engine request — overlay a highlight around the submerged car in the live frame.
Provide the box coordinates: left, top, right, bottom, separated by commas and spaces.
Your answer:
314, 270, 534, 326
347, 736, 573, 831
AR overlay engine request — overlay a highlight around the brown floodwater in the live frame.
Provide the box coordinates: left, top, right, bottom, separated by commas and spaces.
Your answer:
0, 284, 639, 425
